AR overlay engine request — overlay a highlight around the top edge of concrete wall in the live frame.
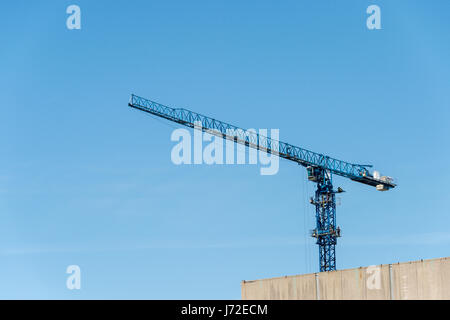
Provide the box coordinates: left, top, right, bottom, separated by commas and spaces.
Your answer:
242, 256, 450, 283
241, 256, 450, 300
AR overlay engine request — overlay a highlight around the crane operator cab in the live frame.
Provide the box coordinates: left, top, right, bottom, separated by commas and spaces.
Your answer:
307, 166, 325, 182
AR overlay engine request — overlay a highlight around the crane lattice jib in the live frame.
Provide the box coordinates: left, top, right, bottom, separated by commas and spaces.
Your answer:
129, 94, 395, 190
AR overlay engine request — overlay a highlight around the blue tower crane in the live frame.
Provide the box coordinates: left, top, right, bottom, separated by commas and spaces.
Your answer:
128, 94, 396, 272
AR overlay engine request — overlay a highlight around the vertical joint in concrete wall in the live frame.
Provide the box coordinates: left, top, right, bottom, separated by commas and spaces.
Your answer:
315, 273, 320, 300
389, 264, 394, 300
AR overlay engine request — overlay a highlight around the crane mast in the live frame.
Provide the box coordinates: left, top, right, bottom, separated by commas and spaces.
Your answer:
128, 94, 396, 272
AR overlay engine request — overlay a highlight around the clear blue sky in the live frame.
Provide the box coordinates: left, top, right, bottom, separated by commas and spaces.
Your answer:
1, 0, 449, 299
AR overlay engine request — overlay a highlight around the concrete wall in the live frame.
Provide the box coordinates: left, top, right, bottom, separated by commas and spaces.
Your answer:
241, 257, 450, 300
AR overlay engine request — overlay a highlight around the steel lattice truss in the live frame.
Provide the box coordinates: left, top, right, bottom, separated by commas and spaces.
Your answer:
311, 170, 339, 272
